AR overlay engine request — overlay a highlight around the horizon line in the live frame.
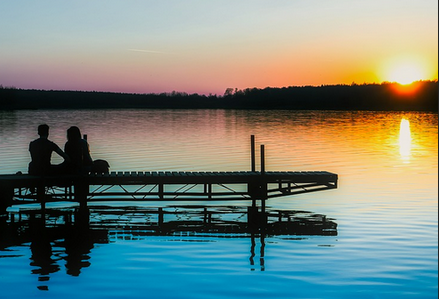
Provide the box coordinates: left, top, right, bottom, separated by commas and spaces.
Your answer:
0, 79, 438, 96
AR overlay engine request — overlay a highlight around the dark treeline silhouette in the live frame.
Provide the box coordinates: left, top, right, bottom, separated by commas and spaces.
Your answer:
0, 80, 438, 111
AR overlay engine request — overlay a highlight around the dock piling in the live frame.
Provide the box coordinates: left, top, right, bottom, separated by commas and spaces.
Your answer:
251, 135, 256, 172
74, 178, 89, 209
260, 144, 267, 213
0, 185, 13, 214
37, 184, 46, 211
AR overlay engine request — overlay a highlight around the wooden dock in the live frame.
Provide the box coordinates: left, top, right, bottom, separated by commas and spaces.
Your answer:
0, 136, 338, 213
0, 170, 337, 211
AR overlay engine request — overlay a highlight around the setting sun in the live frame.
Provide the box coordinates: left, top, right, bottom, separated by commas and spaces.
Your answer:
388, 63, 424, 85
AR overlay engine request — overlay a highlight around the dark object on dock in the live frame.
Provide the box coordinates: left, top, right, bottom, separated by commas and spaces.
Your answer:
91, 159, 110, 175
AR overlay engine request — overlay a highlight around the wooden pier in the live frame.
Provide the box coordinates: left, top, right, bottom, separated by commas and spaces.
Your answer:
0, 170, 337, 209
0, 136, 338, 213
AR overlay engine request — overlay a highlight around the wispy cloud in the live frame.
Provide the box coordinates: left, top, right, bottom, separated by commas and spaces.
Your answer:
128, 48, 168, 54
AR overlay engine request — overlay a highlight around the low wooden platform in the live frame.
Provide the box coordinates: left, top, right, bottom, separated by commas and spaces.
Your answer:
0, 136, 338, 213
0, 170, 337, 211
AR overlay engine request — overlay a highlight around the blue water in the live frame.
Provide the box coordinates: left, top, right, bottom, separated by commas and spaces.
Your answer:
0, 109, 438, 298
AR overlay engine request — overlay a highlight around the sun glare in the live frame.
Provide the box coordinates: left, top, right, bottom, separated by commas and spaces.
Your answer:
388, 63, 424, 85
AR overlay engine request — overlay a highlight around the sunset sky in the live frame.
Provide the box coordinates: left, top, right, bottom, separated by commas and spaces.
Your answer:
0, 0, 438, 95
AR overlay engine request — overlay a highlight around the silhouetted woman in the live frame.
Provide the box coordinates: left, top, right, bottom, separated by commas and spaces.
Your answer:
64, 126, 93, 174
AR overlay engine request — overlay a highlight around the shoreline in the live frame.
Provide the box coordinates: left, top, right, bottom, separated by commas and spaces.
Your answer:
1, 81, 438, 112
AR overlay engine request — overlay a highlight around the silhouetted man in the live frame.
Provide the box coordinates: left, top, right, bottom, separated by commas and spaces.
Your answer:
29, 124, 69, 175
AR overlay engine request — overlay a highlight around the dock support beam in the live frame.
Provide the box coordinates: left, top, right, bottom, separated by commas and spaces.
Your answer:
0, 185, 13, 215
248, 143, 268, 214
74, 178, 89, 209
37, 184, 46, 211
251, 135, 256, 172
247, 206, 267, 232
260, 144, 267, 214
159, 183, 164, 200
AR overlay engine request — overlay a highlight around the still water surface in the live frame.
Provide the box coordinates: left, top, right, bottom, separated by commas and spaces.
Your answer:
0, 109, 438, 298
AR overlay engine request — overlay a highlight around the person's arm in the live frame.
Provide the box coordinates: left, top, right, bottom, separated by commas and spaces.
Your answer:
54, 144, 70, 162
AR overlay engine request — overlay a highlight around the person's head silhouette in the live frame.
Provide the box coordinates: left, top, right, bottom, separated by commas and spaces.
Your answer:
38, 124, 49, 138
67, 126, 81, 141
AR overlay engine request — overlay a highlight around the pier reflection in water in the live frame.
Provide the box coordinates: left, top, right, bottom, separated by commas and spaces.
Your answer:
0, 205, 337, 286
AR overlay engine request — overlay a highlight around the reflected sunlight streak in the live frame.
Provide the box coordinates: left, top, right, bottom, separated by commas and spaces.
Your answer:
399, 118, 412, 161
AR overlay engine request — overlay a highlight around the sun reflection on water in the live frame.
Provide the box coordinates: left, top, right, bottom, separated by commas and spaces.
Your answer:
399, 118, 412, 161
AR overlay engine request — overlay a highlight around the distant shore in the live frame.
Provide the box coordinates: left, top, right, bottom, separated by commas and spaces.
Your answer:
0, 81, 438, 112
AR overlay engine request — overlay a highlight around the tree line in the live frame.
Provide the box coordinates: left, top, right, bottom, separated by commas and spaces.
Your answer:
0, 81, 438, 111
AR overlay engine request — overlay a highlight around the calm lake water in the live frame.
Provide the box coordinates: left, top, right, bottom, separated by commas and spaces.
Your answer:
0, 109, 438, 298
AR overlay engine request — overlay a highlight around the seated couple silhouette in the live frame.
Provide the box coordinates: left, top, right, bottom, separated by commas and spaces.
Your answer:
28, 124, 109, 176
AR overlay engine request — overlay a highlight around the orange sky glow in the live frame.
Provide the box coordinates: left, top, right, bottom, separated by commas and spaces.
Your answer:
0, 1, 437, 95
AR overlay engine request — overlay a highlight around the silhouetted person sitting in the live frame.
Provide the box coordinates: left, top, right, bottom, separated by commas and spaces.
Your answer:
64, 126, 93, 174
29, 124, 70, 175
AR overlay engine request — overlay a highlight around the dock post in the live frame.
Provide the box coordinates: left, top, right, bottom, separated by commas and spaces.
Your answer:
75, 205, 90, 229
260, 144, 267, 214
37, 183, 46, 211
247, 206, 259, 232
251, 135, 256, 172
159, 183, 164, 200
204, 184, 212, 199
0, 184, 13, 215
248, 178, 259, 207
74, 177, 89, 209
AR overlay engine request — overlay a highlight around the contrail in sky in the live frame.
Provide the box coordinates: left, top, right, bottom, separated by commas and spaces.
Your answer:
128, 48, 168, 54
